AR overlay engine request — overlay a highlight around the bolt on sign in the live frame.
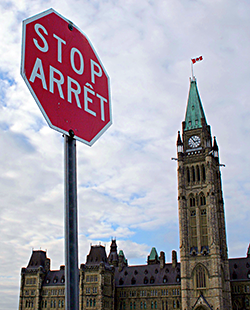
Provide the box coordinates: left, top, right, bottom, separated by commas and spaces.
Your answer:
21, 8, 112, 146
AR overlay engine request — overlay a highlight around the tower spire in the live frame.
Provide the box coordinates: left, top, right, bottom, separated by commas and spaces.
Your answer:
184, 78, 207, 131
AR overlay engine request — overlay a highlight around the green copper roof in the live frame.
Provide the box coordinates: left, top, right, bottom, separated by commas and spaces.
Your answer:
118, 250, 124, 256
148, 247, 158, 261
184, 78, 207, 131
118, 250, 127, 263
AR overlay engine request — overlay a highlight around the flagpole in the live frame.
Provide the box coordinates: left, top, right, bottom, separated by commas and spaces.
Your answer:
191, 60, 194, 80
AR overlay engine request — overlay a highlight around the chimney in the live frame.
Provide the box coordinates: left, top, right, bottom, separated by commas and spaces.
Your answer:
160, 251, 165, 269
172, 250, 177, 268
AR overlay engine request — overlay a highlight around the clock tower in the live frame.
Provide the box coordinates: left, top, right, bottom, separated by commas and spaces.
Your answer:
176, 77, 232, 309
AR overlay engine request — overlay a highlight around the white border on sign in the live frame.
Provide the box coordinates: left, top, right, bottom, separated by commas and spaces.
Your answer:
20, 8, 112, 147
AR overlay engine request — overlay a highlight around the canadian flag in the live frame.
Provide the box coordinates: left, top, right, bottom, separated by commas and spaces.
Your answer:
191, 56, 203, 64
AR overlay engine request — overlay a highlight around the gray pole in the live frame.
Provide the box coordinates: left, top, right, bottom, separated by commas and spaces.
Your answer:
64, 133, 79, 310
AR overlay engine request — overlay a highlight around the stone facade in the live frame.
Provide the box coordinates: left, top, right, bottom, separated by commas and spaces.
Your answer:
19, 78, 250, 310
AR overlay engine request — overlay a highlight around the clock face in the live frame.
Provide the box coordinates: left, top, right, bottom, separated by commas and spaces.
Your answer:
188, 136, 201, 148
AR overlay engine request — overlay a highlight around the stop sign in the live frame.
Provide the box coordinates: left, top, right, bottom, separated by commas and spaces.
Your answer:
21, 8, 112, 146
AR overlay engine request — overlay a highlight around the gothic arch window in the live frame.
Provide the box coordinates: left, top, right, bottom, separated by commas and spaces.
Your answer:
187, 167, 190, 183
190, 208, 197, 248
150, 276, 155, 284
195, 265, 207, 289
202, 164, 206, 181
246, 298, 249, 306
192, 166, 195, 182
163, 276, 168, 283
189, 194, 195, 207
200, 194, 206, 206
144, 277, 148, 284
196, 165, 200, 181
131, 277, 136, 285
119, 278, 124, 285
200, 208, 208, 247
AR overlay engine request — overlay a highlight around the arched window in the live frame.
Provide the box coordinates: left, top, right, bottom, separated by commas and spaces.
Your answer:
246, 298, 249, 306
192, 166, 195, 182
173, 300, 176, 309
200, 195, 206, 206
144, 302, 147, 309
119, 278, 124, 285
140, 302, 143, 309
202, 164, 206, 181
151, 301, 154, 309
144, 277, 148, 284
150, 276, 155, 284
189, 195, 195, 207
196, 165, 200, 181
134, 301, 136, 309
154, 301, 157, 309
163, 276, 168, 283
190, 208, 197, 248
93, 299, 96, 307
90, 299, 93, 307
196, 265, 206, 289
131, 277, 136, 285
177, 300, 180, 308
187, 167, 190, 183
87, 299, 89, 307
200, 208, 208, 247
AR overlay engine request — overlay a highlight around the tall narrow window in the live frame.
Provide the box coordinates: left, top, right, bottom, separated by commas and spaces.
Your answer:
196, 165, 200, 181
189, 195, 195, 207
200, 194, 206, 206
190, 209, 197, 247
187, 167, 190, 183
202, 164, 206, 181
192, 166, 195, 182
196, 265, 206, 288
200, 208, 208, 247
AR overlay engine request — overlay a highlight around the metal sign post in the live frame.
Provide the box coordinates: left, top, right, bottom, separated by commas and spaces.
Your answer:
64, 134, 79, 310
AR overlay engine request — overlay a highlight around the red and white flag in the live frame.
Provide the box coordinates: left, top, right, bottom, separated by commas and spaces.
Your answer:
191, 56, 203, 64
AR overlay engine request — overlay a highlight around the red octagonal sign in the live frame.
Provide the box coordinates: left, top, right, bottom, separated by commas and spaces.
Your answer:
21, 9, 112, 146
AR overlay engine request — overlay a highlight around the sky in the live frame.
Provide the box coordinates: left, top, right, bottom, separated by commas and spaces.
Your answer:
1, 0, 250, 308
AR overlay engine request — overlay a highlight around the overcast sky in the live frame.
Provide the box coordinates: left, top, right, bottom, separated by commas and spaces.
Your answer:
1, 0, 250, 308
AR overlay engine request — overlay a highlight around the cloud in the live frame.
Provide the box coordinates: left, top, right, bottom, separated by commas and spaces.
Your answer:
0, 0, 250, 308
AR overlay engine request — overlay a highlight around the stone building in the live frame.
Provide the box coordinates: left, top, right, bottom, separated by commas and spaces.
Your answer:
19, 77, 250, 310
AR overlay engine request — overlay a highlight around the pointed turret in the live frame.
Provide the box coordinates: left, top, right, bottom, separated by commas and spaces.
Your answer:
213, 136, 219, 158
147, 247, 159, 265
184, 78, 207, 131
177, 131, 183, 153
108, 239, 118, 267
